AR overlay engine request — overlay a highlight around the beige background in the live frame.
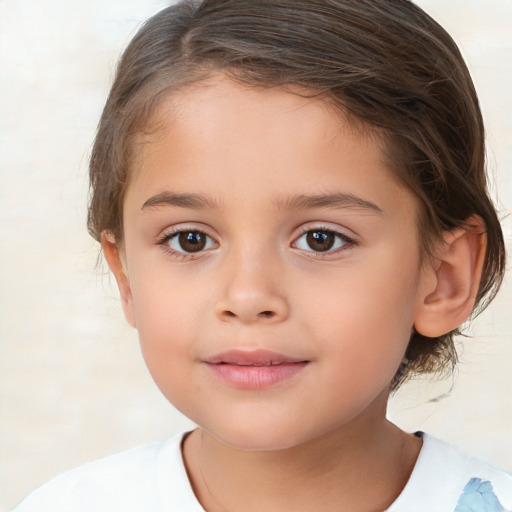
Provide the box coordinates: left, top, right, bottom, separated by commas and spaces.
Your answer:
1, 1, 511, 510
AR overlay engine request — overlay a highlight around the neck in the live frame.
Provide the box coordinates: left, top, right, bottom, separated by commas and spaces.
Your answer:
182, 415, 421, 512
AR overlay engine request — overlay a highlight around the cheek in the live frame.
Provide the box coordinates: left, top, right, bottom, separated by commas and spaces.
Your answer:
133, 287, 201, 412
131, 256, 209, 329
129, 268, 198, 369
301, 255, 420, 371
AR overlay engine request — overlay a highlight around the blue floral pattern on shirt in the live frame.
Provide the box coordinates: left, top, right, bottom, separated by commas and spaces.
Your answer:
454, 478, 506, 512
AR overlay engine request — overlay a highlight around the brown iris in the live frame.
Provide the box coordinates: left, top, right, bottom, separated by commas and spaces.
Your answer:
178, 231, 207, 252
306, 230, 335, 252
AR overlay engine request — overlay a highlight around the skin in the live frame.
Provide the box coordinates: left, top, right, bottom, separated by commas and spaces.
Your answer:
103, 75, 486, 511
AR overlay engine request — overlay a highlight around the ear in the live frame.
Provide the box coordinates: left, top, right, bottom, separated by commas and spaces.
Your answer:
101, 231, 137, 328
414, 215, 487, 338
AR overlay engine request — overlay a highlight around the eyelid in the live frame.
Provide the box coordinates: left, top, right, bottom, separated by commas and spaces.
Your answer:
291, 224, 358, 255
156, 224, 219, 258
154, 222, 358, 259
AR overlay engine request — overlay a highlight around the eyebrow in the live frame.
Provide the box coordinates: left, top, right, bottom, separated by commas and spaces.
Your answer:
141, 191, 382, 215
275, 193, 383, 215
141, 192, 221, 211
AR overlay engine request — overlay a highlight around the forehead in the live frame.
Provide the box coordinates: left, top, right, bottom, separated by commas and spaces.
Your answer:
126, 75, 416, 218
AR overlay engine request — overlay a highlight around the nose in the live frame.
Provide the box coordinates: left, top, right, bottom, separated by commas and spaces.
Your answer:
214, 249, 289, 324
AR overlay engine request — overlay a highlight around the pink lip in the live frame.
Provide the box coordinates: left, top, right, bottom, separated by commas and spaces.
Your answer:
204, 350, 309, 389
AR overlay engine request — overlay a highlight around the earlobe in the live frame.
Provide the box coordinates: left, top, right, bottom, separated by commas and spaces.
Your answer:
414, 216, 487, 338
100, 231, 137, 328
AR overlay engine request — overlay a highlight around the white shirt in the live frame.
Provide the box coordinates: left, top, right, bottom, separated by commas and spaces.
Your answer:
12, 432, 512, 512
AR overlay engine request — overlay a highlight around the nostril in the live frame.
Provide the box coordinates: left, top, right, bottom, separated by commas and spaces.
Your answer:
224, 311, 237, 317
258, 311, 275, 318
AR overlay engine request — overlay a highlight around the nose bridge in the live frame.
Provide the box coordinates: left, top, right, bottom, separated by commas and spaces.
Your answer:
215, 241, 288, 323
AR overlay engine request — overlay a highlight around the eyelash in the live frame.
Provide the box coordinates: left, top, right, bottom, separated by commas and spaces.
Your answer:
156, 226, 357, 260
156, 228, 217, 260
292, 226, 357, 256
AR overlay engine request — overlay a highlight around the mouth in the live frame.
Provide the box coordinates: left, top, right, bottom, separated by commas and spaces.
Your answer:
206, 349, 306, 365
203, 349, 310, 389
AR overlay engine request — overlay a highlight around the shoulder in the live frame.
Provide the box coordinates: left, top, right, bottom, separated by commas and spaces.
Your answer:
388, 433, 512, 512
11, 432, 204, 512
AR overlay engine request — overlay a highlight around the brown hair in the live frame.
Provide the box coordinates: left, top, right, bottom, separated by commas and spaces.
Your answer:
88, 0, 505, 388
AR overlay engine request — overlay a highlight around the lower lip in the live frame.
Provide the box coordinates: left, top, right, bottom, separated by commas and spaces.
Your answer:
205, 362, 308, 389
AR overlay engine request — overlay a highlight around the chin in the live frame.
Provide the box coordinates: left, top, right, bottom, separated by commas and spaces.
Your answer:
201, 417, 324, 453
215, 432, 302, 452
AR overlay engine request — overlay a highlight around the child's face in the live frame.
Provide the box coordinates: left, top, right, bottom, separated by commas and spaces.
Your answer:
113, 75, 436, 450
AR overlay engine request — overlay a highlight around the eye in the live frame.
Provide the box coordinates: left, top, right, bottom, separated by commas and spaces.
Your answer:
163, 230, 217, 253
294, 229, 354, 253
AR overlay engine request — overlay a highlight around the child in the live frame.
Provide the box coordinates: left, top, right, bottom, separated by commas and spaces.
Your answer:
12, 0, 512, 511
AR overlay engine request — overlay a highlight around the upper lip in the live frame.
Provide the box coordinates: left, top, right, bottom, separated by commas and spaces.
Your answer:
204, 349, 308, 366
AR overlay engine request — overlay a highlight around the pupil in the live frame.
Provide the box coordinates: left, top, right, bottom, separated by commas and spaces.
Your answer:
179, 232, 206, 252
306, 230, 335, 252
